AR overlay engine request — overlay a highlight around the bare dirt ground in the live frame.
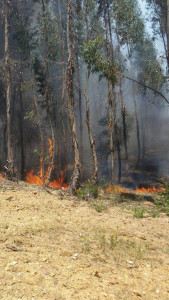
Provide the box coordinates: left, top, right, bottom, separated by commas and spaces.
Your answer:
0, 179, 169, 300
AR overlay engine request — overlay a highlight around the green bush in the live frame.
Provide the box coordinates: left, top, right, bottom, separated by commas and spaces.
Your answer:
76, 181, 98, 199
155, 185, 169, 214
133, 207, 145, 218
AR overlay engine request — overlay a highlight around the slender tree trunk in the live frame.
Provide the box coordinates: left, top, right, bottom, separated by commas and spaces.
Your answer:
103, 1, 114, 185
84, 0, 98, 185
19, 71, 25, 179
133, 88, 141, 169
67, 0, 81, 193
31, 78, 45, 185
41, 0, 55, 186
76, 55, 83, 165
58, 0, 68, 179
116, 28, 128, 174
113, 90, 121, 182
4, 0, 13, 166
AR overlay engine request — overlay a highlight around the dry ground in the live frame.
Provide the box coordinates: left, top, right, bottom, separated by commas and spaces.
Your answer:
0, 179, 169, 300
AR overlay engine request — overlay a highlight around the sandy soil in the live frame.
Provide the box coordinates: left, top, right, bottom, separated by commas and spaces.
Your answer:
0, 180, 169, 300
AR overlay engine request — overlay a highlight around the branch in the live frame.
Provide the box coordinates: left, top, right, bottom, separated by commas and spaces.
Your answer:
119, 72, 169, 105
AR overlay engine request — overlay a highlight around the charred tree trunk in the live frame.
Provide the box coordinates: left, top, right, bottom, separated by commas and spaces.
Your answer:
41, 0, 55, 186
67, 0, 81, 193
4, 0, 13, 168
84, 0, 98, 185
31, 78, 45, 185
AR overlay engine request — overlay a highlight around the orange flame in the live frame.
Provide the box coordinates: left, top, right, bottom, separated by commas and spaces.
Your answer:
106, 185, 130, 193
26, 139, 68, 190
0, 173, 4, 179
106, 185, 164, 194
135, 186, 164, 193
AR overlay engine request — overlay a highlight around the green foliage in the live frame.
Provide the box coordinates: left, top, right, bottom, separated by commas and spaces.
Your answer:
34, 149, 41, 158
33, 57, 46, 96
133, 207, 145, 218
146, 0, 167, 37
81, 39, 117, 85
136, 38, 165, 89
155, 186, 169, 214
40, 13, 59, 60
92, 202, 107, 213
112, 0, 144, 52
150, 209, 159, 218
76, 181, 98, 199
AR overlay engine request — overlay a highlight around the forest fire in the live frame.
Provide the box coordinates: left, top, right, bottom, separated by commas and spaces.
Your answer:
0, 173, 4, 179
26, 139, 68, 190
135, 186, 164, 193
106, 185, 164, 194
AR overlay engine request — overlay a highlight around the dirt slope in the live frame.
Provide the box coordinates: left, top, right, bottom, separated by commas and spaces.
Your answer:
0, 180, 169, 300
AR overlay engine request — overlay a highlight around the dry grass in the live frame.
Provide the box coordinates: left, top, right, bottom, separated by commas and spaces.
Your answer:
0, 180, 169, 299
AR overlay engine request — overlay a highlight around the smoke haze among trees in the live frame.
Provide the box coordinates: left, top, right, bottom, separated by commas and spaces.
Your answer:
0, 0, 169, 192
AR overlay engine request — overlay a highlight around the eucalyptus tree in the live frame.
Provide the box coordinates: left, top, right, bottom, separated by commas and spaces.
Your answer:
146, 0, 168, 68
39, 0, 59, 185
83, 0, 99, 184
66, 0, 81, 192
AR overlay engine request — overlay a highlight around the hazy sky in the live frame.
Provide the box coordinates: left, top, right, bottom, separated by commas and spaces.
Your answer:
139, 0, 166, 67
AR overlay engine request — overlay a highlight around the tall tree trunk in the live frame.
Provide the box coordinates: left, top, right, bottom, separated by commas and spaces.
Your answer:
84, 0, 98, 185
113, 90, 121, 182
41, 0, 55, 186
31, 78, 45, 185
76, 54, 83, 167
116, 28, 128, 174
133, 87, 141, 170
103, 1, 114, 185
19, 71, 25, 179
58, 0, 68, 179
67, 0, 81, 193
4, 0, 13, 166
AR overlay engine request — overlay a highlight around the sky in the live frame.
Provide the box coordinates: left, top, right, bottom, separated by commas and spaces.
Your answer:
139, 0, 166, 69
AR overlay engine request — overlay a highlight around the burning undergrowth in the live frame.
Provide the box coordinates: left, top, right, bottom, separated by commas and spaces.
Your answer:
105, 185, 164, 194
25, 139, 68, 190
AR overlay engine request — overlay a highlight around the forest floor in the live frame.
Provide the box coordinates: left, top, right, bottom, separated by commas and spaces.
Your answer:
0, 179, 169, 300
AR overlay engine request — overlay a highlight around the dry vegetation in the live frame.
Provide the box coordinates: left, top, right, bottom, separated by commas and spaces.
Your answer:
0, 179, 169, 300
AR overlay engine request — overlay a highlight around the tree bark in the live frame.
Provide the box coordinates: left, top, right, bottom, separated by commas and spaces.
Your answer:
31, 78, 45, 185
58, 0, 68, 179
113, 90, 121, 182
103, 0, 114, 185
4, 0, 13, 166
132, 84, 141, 169
116, 28, 128, 174
19, 71, 25, 179
84, 0, 98, 185
67, 0, 81, 193
41, 0, 55, 186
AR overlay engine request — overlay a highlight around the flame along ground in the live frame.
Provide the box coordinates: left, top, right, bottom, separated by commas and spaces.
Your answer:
25, 139, 68, 190
105, 185, 164, 193
0, 143, 165, 193
0, 171, 164, 193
